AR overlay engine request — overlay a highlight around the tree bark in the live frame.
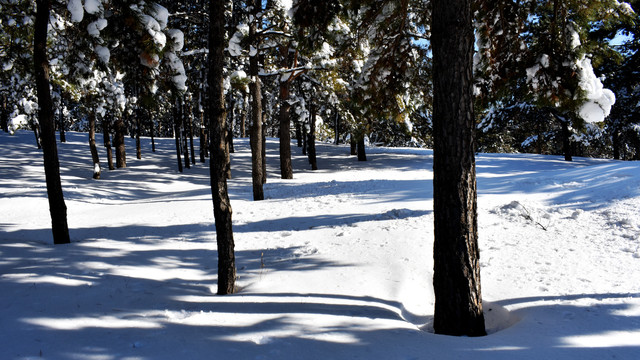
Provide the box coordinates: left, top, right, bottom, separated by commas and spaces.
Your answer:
34, 0, 70, 245
308, 104, 318, 170
278, 57, 293, 179
103, 117, 114, 170
432, 0, 486, 337
88, 111, 101, 179
357, 136, 366, 161
114, 118, 126, 168
209, 0, 236, 295
1, 94, 8, 133
249, 0, 265, 200
136, 112, 142, 160
560, 119, 573, 161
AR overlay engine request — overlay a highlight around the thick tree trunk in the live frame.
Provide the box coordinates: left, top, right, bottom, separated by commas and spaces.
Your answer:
88, 112, 101, 179
357, 136, 366, 161
1, 95, 8, 133
279, 73, 293, 179
34, 0, 70, 245
308, 104, 318, 170
103, 118, 114, 170
209, 0, 236, 295
114, 118, 126, 168
432, 0, 485, 337
249, 1, 265, 200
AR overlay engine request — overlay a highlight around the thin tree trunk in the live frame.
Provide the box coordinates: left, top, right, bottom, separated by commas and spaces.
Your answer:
174, 102, 183, 173
136, 108, 142, 160
103, 117, 114, 170
308, 103, 318, 170
560, 119, 573, 161
114, 118, 126, 168
88, 111, 101, 179
240, 92, 248, 137
181, 99, 191, 169
295, 118, 302, 148
432, 0, 485, 337
188, 101, 196, 164
334, 109, 339, 144
209, 0, 236, 295
58, 101, 66, 143
34, 0, 70, 244
32, 122, 42, 149
612, 130, 620, 160
249, 0, 265, 200
150, 117, 156, 152
350, 135, 356, 155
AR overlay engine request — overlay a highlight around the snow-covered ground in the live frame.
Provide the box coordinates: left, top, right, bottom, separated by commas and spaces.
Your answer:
1, 130, 639, 360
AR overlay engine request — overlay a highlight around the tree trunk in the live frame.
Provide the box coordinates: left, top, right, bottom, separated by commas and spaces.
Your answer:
150, 116, 156, 152
560, 118, 573, 161
88, 112, 101, 179
1, 95, 8, 133
103, 118, 114, 170
612, 130, 620, 160
432, 0, 486, 337
279, 69, 293, 179
34, 0, 70, 245
295, 118, 302, 148
136, 113, 142, 160
181, 100, 191, 170
249, 0, 265, 200
188, 102, 196, 164
240, 92, 248, 137
350, 135, 357, 155
114, 118, 127, 168
58, 102, 66, 143
308, 104, 318, 170
357, 136, 366, 161
334, 109, 340, 144
174, 103, 183, 173
209, 0, 236, 295
32, 122, 42, 149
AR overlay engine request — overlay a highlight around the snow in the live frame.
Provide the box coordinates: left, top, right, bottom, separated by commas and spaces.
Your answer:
67, 0, 84, 23
94, 45, 110, 64
575, 57, 616, 123
84, 0, 101, 15
87, 18, 108, 37
1, 131, 639, 359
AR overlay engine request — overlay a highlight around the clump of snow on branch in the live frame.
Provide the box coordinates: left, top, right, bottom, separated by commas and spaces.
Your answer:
84, 0, 102, 14
575, 57, 616, 123
67, 0, 84, 22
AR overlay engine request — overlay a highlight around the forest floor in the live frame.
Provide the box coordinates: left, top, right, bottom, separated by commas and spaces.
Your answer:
1, 130, 639, 360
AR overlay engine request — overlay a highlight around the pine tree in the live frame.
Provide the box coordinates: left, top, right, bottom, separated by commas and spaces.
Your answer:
432, 0, 485, 336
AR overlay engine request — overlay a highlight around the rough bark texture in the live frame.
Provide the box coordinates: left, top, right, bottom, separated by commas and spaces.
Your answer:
114, 118, 126, 168
88, 112, 101, 179
209, 0, 236, 295
249, 0, 265, 200
34, 0, 70, 245
432, 0, 486, 337
278, 61, 293, 179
